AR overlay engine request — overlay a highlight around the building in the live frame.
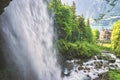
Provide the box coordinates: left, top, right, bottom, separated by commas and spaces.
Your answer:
99, 27, 112, 42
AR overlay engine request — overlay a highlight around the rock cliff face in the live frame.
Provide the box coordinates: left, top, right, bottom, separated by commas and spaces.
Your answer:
0, 0, 11, 79
0, 0, 12, 14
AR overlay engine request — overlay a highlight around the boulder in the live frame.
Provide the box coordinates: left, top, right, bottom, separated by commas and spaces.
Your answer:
109, 59, 116, 63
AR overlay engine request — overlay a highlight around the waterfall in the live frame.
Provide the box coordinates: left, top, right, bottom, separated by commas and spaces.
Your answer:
0, 0, 61, 80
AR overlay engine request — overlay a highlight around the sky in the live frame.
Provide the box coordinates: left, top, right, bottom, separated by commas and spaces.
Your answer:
61, 0, 107, 18
61, 0, 120, 29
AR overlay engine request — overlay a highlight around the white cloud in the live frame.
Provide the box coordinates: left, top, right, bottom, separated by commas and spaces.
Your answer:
61, 0, 120, 26
103, 16, 120, 20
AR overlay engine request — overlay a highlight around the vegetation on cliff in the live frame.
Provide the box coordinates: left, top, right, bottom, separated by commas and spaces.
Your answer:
49, 0, 100, 59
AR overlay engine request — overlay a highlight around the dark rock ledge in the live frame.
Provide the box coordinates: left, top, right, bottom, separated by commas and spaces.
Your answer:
0, 0, 12, 14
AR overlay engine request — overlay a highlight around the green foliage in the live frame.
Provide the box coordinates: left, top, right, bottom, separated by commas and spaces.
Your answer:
111, 20, 120, 56
98, 43, 112, 51
49, 0, 99, 59
109, 69, 120, 80
76, 17, 93, 43
85, 26, 93, 43
49, 0, 78, 41
92, 29, 100, 43
77, 16, 86, 41
58, 40, 100, 59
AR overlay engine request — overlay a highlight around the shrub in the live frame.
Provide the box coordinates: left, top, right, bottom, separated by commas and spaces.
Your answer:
57, 40, 100, 59
111, 20, 120, 56
98, 43, 112, 51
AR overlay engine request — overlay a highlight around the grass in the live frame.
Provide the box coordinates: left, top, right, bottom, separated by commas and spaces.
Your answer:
102, 43, 111, 48
109, 70, 120, 80
98, 42, 112, 51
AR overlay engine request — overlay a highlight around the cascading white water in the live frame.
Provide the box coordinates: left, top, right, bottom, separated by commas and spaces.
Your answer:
0, 0, 61, 80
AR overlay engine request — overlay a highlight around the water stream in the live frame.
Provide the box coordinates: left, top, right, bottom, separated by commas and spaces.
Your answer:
63, 51, 120, 80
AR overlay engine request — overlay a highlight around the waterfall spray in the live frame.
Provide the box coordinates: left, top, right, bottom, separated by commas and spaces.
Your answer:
0, 0, 61, 80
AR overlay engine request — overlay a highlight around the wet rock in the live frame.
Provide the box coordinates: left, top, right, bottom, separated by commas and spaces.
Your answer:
93, 56, 98, 60
84, 70, 87, 73
74, 59, 83, 64
75, 70, 78, 72
101, 56, 109, 61
62, 72, 71, 77
84, 67, 90, 71
97, 55, 102, 60
93, 55, 103, 60
109, 64, 118, 69
0, 0, 12, 14
86, 74, 91, 79
94, 61, 103, 69
97, 72, 109, 80
109, 59, 116, 63
62, 68, 71, 77
78, 66, 84, 70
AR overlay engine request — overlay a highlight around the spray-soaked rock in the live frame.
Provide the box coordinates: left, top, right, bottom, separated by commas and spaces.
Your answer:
0, 0, 12, 14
